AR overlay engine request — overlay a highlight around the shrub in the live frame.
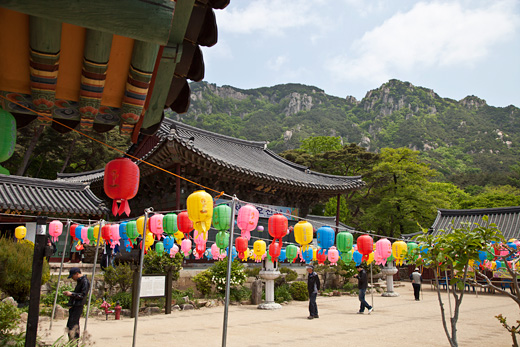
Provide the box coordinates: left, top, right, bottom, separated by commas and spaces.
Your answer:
143, 251, 183, 279
0, 301, 20, 336
192, 271, 213, 297
279, 267, 298, 282
41, 282, 74, 307
172, 288, 194, 304
230, 286, 251, 302
274, 284, 292, 303
244, 267, 260, 278
289, 281, 309, 301
103, 263, 133, 293
0, 237, 50, 302
110, 292, 132, 309
209, 259, 247, 294
343, 282, 355, 291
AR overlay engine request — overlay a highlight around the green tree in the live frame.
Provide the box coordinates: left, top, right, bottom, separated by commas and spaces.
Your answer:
458, 185, 520, 209
300, 136, 342, 155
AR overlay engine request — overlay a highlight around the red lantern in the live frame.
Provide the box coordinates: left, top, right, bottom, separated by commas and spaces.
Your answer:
104, 158, 140, 216
268, 214, 288, 244
236, 237, 248, 261
357, 234, 374, 262
101, 224, 112, 246
177, 211, 193, 237
70, 224, 79, 241
316, 249, 327, 265
269, 241, 282, 262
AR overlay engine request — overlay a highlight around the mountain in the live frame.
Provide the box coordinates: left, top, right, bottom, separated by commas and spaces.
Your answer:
166, 80, 520, 186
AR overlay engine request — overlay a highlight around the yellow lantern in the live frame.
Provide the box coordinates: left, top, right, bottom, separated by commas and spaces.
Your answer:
93, 224, 100, 242
392, 241, 408, 266
136, 216, 145, 236
174, 231, 184, 245
294, 221, 313, 252
187, 190, 213, 239
15, 225, 26, 240
312, 247, 317, 261
144, 231, 154, 251
366, 252, 375, 265
253, 240, 266, 262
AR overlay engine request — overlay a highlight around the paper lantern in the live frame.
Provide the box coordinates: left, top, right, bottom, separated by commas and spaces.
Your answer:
74, 225, 84, 243
122, 239, 132, 252
353, 250, 363, 266
149, 214, 165, 240
478, 250, 487, 262
181, 239, 192, 258
70, 224, 79, 241
210, 243, 220, 260
286, 244, 298, 263
392, 241, 408, 266
136, 216, 145, 236
48, 220, 63, 243
193, 231, 207, 260
141, 232, 154, 254
301, 247, 313, 264
269, 241, 282, 262
375, 238, 392, 266
170, 244, 180, 258
214, 230, 229, 253
336, 232, 353, 253
278, 248, 287, 262
110, 223, 121, 248
162, 213, 178, 236
316, 249, 327, 265
317, 226, 335, 250
268, 214, 288, 243
101, 224, 112, 246
313, 247, 317, 261
235, 237, 248, 261
87, 226, 96, 245
0, 109, 16, 175
341, 250, 353, 264
496, 260, 502, 269
357, 235, 373, 262
177, 211, 193, 237
155, 241, 164, 255
253, 240, 266, 262
366, 252, 375, 265
119, 222, 128, 242
294, 221, 313, 252
81, 226, 89, 245
237, 204, 259, 240
187, 190, 213, 239
104, 158, 139, 216
257, 226, 264, 232
212, 204, 231, 231
15, 226, 26, 240
328, 246, 340, 266
407, 242, 419, 261
163, 236, 175, 253
126, 221, 139, 244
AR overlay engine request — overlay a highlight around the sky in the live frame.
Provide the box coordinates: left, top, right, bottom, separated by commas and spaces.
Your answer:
201, 0, 520, 108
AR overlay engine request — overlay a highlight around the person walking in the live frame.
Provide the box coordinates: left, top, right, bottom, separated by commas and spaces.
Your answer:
354, 264, 373, 314
64, 267, 90, 341
306, 264, 320, 319
410, 267, 423, 301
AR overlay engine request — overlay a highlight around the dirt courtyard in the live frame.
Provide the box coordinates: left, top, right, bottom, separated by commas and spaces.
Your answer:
39, 286, 518, 346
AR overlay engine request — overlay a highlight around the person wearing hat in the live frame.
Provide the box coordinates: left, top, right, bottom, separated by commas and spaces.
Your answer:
64, 267, 90, 340
306, 264, 320, 319
354, 264, 373, 314
410, 267, 423, 301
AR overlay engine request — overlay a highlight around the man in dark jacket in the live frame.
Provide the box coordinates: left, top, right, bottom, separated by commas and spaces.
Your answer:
354, 264, 373, 314
306, 264, 320, 319
64, 267, 90, 340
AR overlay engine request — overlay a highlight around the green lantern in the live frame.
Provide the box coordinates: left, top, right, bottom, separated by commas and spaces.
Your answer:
286, 244, 298, 263
216, 231, 229, 253
341, 250, 353, 264
387, 253, 395, 263
336, 232, 353, 253
126, 220, 139, 244
407, 242, 418, 260
155, 241, 164, 255
163, 213, 178, 236
87, 226, 96, 245
0, 109, 16, 175
212, 204, 231, 231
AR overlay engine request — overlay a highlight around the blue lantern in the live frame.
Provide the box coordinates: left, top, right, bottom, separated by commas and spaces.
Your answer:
278, 248, 287, 262
353, 250, 362, 266
301, 247, 313, 263
317, 226, 335, 250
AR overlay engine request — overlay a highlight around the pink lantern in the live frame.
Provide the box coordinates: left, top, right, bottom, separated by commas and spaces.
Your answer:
211, 243, 221, 260
48, 220, 63, 243
81, 226, 89, 245
181, 239, 192, 258
375, 238, 392, 266
149, 214, 165, 240
237, 204, 259, 240
328, 246, 339, 266
110, 223, 121, 248
170, 244, 179, 258
194, 241, 206, 260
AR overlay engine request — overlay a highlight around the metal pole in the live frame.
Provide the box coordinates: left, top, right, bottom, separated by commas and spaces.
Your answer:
132, 209, 152, 347
421, 265, 424, 301
445, 269, 453, 318
222, 196, 237, 347
50, 220, 71, 330
84, 219, 104, 335
370, 262, 374, 308
475, 267, 478, 298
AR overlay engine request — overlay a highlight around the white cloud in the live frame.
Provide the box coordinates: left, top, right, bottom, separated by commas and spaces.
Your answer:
267, 55, 288, 71
216, 0, 321, 36
327, 0, 519, 83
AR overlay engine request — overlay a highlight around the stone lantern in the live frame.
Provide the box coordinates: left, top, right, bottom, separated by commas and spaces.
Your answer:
381, 262, 399, 297
258, 259, 282, 310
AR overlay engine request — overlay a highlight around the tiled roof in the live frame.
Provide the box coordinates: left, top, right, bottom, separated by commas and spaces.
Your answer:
57, 169, 105, 184
0, 174, 107, 216
430, 207, 520, 240
159, 119, 365, 192
305, 214, 357, 232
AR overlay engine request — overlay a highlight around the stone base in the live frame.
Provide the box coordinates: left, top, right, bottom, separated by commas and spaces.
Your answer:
257, 302, 282, 310
382, 292, 400, 297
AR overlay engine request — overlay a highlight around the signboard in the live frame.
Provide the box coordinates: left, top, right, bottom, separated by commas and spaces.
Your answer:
215, 199, 299, 221
140, 275, 165, 297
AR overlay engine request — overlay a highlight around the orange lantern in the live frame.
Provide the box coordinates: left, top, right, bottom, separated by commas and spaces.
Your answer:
104, 158, 140, 216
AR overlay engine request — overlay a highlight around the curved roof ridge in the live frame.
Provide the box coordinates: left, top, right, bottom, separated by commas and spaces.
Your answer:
0, 174, 88, 190
164, 118, 267, 148
438, 206, 520, 216
263, 148, 309, 170
57, 168, 105, 179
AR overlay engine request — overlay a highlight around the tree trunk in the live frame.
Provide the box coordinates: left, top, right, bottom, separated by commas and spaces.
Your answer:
16, 124, 44, 176
59, 135, 78, 173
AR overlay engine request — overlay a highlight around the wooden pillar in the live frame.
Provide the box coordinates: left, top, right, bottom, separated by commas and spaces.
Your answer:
165, 269, 172, 314
25, 216, 48, 347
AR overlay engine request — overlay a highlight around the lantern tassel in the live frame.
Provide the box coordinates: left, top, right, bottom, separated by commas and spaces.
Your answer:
118, 199, 131, 216
112, 200, 119, 216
